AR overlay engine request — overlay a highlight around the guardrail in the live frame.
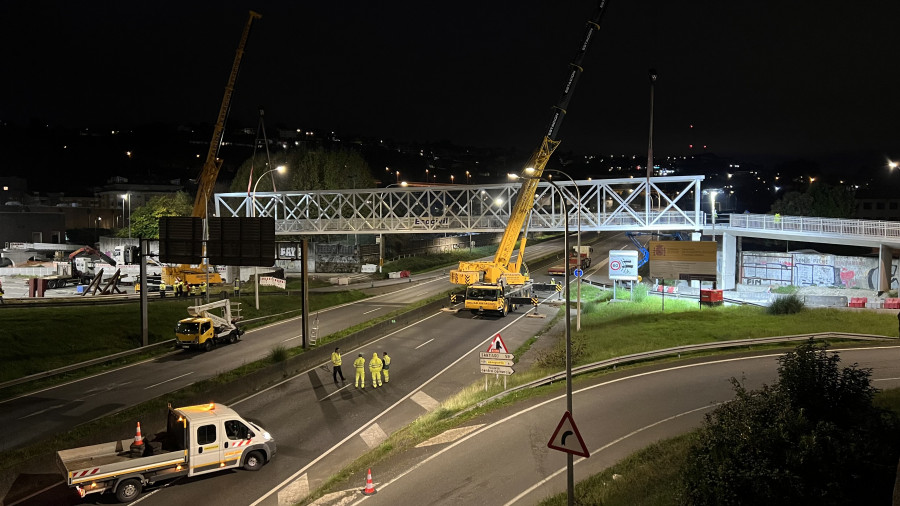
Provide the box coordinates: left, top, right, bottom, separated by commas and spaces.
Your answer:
0, 340, 177, 391
466, 333, 896, 412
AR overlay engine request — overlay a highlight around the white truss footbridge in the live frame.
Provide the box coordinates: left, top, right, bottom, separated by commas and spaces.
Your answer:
214, 175, 707, 235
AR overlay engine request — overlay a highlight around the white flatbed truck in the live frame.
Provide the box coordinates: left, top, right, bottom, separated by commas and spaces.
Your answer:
57, 403, 276, 503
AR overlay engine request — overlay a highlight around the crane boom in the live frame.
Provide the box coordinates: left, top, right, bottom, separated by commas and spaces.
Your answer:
451, 1, 609, 290
191, 10, 262, 219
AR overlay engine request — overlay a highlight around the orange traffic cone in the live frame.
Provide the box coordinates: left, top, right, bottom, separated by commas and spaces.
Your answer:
133, 422, 144, 446
362, 468, 377, 495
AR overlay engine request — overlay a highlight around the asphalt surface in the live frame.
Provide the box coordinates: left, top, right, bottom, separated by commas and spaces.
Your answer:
0, 237, 578, 504
312, 346, 900, 506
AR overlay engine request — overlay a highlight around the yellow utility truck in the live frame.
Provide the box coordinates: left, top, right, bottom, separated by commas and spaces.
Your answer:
175, 299, 243, 351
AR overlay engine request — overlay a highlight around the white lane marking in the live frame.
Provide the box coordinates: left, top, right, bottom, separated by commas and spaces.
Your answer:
415, 338, 434, 349
0, 277, 449, 407
319, 382, 354, 401
875, 377, 900, 382
353, 347, 900, 504
416, 425, 485, 448
144, 372, 193, 390
282, 335, 300, 343
363, 307, 382, 314
17, 403, 67, 420
411, 391, 440, 412
278, 473, 309, 506
249, 309, 536, 506
503, 403, 720, 506
360, 423, 388, 449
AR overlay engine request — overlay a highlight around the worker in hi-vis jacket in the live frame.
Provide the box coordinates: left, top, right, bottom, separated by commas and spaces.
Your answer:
369, 352, 383, 388
353, 353, 366, 388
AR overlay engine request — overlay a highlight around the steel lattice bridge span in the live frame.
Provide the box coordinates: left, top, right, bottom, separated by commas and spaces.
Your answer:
214, 176, 709, 235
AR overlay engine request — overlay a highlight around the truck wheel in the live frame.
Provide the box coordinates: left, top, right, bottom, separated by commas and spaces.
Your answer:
115, 478, 143, 502
203, 340, 213, 352
228, 332, 237, 344
243, 450, 264, 471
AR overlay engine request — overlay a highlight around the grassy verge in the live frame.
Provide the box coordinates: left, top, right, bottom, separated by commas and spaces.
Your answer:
380, 233, 562, 275
0, 290, 369, 387
536, 387, 900, 505
298, 292, 898, 504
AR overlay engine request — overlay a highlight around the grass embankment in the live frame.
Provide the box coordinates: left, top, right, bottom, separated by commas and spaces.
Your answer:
0, 289, 368, 384
300, 288, 899, 504
536, 389, 900, 506
380, 232, 561, 275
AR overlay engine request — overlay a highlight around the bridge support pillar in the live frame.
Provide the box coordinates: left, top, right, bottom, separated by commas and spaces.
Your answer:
878, 244, 894, 293
720, 232, 737, 290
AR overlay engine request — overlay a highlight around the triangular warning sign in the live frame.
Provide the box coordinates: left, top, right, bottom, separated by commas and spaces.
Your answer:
547, 411, 590, 458
485, 333, 509, 354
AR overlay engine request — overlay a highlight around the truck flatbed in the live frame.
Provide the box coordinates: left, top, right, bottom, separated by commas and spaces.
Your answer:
58, 439, 185, 486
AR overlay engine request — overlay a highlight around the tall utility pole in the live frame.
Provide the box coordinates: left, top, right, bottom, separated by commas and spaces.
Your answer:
647, 69, 657, 219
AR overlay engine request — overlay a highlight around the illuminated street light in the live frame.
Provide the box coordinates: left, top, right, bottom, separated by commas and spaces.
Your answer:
251, 164, 288, 310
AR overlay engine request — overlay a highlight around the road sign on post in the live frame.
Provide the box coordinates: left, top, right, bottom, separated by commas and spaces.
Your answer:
485, 333, 509, 354
480, 364, 515, 375
547, 411, 590, 458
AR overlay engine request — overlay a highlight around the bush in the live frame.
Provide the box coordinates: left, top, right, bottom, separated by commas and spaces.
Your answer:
682, 340, 900, 505
768, 294, 805, 314
771, 285, 798, 294
269, 345, 288, 363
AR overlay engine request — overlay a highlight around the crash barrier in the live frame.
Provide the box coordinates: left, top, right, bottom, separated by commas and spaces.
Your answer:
884, 298, 900, 309
653, 284, 677, 293
849, 297, 867, 308
467, 332, 898, 414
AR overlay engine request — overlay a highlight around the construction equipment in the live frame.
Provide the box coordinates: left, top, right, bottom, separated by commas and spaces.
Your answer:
449, 2, 609, 316
175, 299, 243, 351
192, 10, 261, 218
40, 246, 116, 289
164, 11, 261, 287
57, 403, 275, 503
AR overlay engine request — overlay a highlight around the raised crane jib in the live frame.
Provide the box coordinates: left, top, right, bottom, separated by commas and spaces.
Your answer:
450, 1, 609, 286
191, 10, 262, 219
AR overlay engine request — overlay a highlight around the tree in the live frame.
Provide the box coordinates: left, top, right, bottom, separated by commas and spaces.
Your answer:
230, 145, 375, 194
115, 192, 192, 239
771, 183, 855, 218
682, 340, 900, 505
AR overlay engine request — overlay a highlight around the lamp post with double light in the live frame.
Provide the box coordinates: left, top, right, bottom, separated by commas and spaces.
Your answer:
510, 169, 575, 493
251, 165, 287, 310
512, 168, 583, 330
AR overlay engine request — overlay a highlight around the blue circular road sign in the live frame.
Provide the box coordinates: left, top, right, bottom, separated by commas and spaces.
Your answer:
573, 268, 583, 277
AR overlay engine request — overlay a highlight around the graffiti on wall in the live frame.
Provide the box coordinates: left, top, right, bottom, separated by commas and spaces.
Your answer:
741, 252, 899, 290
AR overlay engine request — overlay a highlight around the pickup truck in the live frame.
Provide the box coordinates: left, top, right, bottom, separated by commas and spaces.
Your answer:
57, 403, 276, 503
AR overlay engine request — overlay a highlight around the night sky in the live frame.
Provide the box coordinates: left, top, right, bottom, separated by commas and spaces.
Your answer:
3, 1, 900, 168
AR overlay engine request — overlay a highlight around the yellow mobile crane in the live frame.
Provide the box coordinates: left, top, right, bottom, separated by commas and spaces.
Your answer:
162, 10, 261, 287
450, 1, 609, 316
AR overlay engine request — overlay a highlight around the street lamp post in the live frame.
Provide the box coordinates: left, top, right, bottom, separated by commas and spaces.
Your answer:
542, 169, 582, 331
120, 193, 131, 238
709, 190, 718, 236
251, 165, 287, 310
546, 176, 575, 499
647, 69, 657, 223
513, 171, 574, 497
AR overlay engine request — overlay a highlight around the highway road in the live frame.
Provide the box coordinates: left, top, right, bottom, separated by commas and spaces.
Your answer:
317, 346, 900, 506
0, 235, 577, 453
3, 233, 639, 505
